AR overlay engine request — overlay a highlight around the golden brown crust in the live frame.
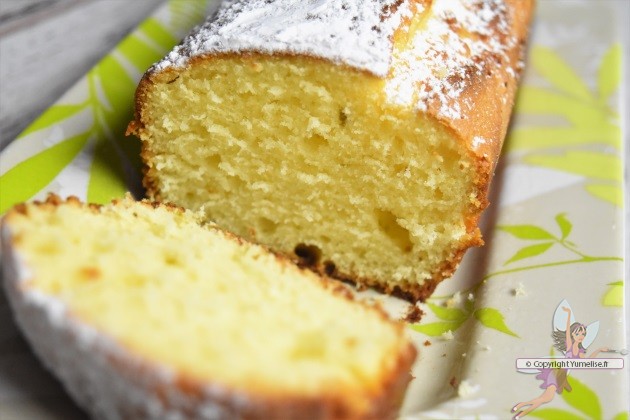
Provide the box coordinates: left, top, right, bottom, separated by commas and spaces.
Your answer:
428, 0, 535, 233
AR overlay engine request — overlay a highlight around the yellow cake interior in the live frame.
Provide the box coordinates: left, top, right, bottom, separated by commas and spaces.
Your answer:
8, 200, 406, 399
139, 52, 480, 292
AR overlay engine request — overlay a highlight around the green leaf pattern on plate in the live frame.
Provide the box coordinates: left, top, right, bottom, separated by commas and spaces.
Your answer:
0, 0, 209, 211
562, 376, 602, 420
597, 44, 621, 103
529, 46, 593, 101
0, 132, 91, 213
410, 321, 464, 337
16, 104, 88, 140
473, 308, 519, 337
555, 213, 572, 239
504, 242, 554, 265
529, 408, 587, 420
523, 369, 629, 420
426, 303, 467, 321
524, 151, 621, 182
498, 224, 556, 240
585, 184, 622, 207
602, 281, 624, 307
489, 214, 622, 279
613, 412, 630, 420
507, 43, 622, 206
169, 0, 210, 32
414, 212, 622, 339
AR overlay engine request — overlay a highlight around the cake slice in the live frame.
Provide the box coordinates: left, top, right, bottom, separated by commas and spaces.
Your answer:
1, 195, 415, 419
128, 0, 534, 301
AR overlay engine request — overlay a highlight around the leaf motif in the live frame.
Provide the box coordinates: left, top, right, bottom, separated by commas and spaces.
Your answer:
528, 408, 586, 420
561, 375, 602, 420
169, 0, 209, 32
524, 152, 621, 182
504, 242, 554, 265
139, 17, 178, 51
530, 46, 593, 101
612, 412, 629, 420
91, 60, 142, 173
427, 303, 467, 321
506, 126, 621, 151
410, 321, 463, 337
555, 213, 572, 239
498, 225, 556, 240
87, 137, 128, 204
585, 184, 622, 207
598, 43, 621, 102
118, 34, 165, 72
17, 104, 88, 139
93, 55, 136, 117
473, 308, 518, 337
0, 132, 91, 214
602, 281, 623, 307
515, 87, 609, 128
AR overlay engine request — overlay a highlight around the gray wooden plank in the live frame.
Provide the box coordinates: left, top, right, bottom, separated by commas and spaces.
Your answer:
0, 0, 61, 18
0, 0, 82, 36
0, 0, 166, 150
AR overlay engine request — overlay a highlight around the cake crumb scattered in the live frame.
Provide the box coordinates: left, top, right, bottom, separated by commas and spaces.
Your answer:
467, 292, 474, 301
513, 282, 527, 296
457, 379, 480, 398
445, 292, 462, 308
441, 330, 455, 340
423, 340, 432, 347
403, 304, 425, 323
449, 376, 459, 388
476, 340, 491, 351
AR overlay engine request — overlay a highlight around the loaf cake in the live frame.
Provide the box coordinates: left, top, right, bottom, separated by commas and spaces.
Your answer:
1, 195, 416, 419
128, 0, 534, 301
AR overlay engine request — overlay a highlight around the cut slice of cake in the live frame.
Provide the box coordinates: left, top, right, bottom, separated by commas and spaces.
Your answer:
128, 0, 534, 301
1, 195, 416, 419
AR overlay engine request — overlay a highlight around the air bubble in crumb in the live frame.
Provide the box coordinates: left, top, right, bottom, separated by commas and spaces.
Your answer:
442, 330, 454, 340
457, 379, 480, 398
513, 282, 527, 296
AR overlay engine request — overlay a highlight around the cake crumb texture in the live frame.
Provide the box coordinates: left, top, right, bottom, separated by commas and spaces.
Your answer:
131, 0, 534, 301
2, 195, 416, 419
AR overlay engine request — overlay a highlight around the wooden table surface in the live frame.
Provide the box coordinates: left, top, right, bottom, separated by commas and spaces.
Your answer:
0, 1, 629, 419
0, 0, 166, 151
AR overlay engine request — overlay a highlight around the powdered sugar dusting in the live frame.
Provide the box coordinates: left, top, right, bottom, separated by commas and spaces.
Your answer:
385, 0, 516, 119
153, 0, 518, 121
472, 136, 488, 149
154, 0, 417, 76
